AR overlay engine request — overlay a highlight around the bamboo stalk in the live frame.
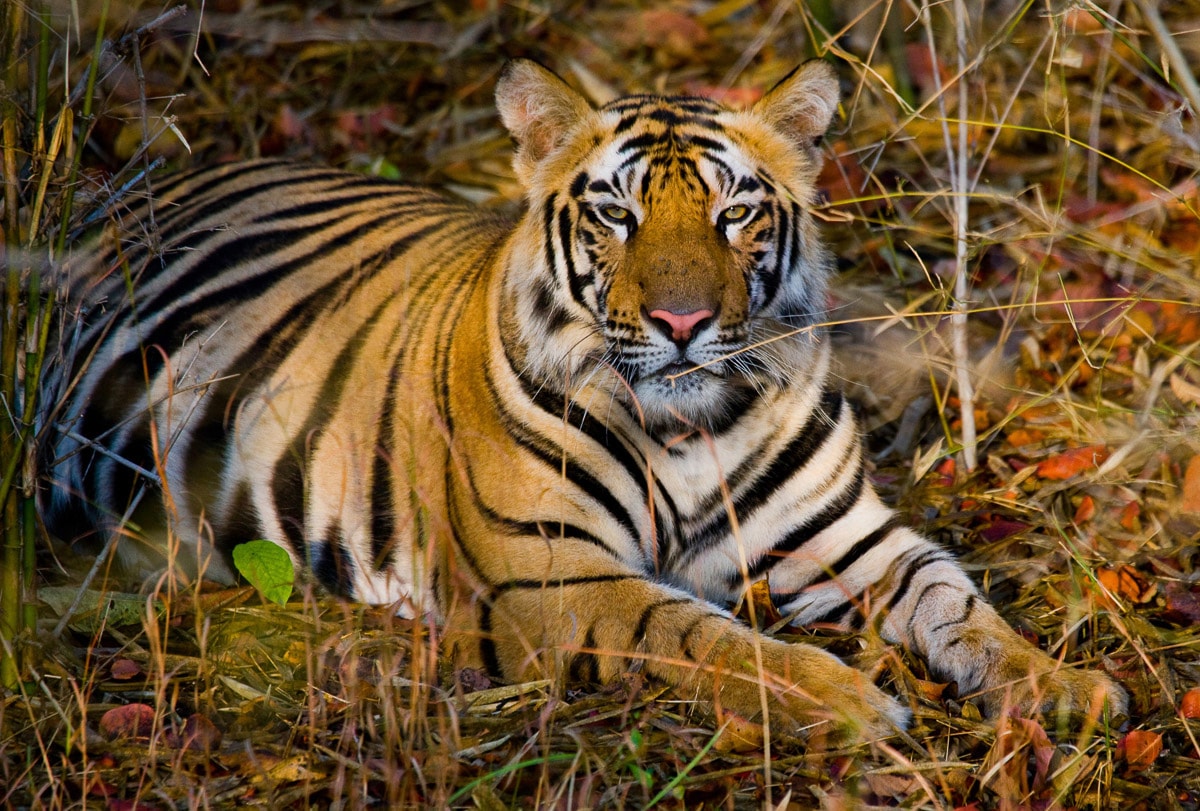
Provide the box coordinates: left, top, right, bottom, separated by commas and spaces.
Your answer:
0, 0, 27, 692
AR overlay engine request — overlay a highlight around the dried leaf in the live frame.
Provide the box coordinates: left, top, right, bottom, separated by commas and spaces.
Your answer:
712, 713, 764, 754
1036, 445, 1109, 480
861, 771, 921, 801
456, 667, 493, 693
984, 714, 1055, 797
166, 714, 223, 751
1170, 373, 1200, 406
99, 704, 156, 741
109, 659, 141, 681
1119, 500, 1141, 531
1006, 427, 1046, 447
1162, 582, 1200, 625
1181, 687, 1200, 719
1096, 566, 1155, 605
107, 799, 159, 811
1181, 456, 1200, 514
914, 678, 951, 702
978, 517, 1029, 543
1073, 494, 1096, 523
738, 578, 782, 628
1118, 730, 1162, 772
1158, 302, 1200, 343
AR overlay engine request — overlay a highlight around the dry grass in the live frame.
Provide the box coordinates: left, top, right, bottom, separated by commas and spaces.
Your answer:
3, 1, 1200, 808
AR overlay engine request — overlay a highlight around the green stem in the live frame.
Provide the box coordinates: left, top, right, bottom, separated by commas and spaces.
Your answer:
0, 0, 21, 683
55, 0, 110, 255
0, 265, 20, 691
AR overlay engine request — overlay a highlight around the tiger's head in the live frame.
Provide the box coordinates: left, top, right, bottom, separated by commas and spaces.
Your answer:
496, 59, 839, 434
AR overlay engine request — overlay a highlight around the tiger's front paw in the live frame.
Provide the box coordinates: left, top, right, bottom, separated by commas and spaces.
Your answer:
777, 664, 911, 747
979, 649, 1127, 721
712, 641, 910, 746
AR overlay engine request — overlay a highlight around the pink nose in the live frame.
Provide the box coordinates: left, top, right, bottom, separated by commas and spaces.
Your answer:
648, 308, 714, 343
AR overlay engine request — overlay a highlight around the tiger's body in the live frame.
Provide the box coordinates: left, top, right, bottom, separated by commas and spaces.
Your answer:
45, 60, 1124, 741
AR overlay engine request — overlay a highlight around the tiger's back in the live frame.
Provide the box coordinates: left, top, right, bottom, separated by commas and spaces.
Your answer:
48, 162, 507, 605
46, 61, 1125, 743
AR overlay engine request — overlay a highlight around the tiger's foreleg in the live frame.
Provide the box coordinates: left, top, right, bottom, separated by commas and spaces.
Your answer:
479, 576, 909, 744
871, 529, 1127, 718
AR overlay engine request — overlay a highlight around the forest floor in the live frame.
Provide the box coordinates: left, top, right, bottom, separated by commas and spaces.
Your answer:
2, 1, 1200, 808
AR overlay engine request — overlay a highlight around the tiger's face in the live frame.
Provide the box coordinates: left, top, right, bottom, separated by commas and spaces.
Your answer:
498, 61, 840, 433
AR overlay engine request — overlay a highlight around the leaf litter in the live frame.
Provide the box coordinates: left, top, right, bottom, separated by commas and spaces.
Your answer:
4, 0, 1200, 808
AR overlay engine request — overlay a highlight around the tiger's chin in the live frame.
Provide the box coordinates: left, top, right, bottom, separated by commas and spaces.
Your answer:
630, 368, 757, 436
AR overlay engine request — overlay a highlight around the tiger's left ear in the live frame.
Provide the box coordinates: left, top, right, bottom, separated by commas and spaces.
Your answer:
751, 60, 840, 151
496, 59, 595, 183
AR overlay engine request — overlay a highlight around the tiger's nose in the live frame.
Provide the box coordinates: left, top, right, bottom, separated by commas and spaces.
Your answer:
647, 308, 715, 343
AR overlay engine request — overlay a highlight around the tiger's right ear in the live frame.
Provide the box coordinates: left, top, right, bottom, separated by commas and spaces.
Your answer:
496, 59, 594, 183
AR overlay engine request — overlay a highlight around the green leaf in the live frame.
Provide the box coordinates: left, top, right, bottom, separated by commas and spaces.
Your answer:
232, 540, 294, 606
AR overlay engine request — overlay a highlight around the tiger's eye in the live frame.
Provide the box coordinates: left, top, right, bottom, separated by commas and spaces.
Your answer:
601, 205, 630, 221
721, 204, 750, 223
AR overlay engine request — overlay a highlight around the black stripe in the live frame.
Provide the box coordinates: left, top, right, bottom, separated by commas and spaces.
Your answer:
882, 549, 952, 614
805, 601, 856, 628
87, 209, 408, 404
569, 628, 600, 685
807, 517, 901, 586
555, 201, 588, 308
905, 580, 959, 660
105, 166, 385, 294
736, 464, 866, 585
312, 521, 356, 594
736, 175, 762, 194
931, 594, 976, 633
493, 573, 638, 592
569, 171, 588, 198
269, 298, 391, 588
217, 479, 261, 560
488, 340, 659, 550
618, 133, 660, 154
684, 390, 843, 557
686, 134, 727, 152
369, 370, 398, 570
478, 601, 503, 679
633, 597, 692, 644
759, 204, 787, 307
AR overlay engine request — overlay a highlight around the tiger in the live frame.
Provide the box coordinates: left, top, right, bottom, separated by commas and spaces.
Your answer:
44, 59, 1126, 743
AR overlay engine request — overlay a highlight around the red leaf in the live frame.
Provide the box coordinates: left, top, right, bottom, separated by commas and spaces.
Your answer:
1073, 494, 1096, 523
1163, 582, 1200, 625
99, 704, 156, 741
1182, 456, 1200, 514
1095, 566, 1155, 605
108, 800, 160, 811
1118, 730, 1162, 772
1036, 445, 1109, 480
1181, 687, 1200, 719
1119, 500, 1141, 531
979, 518, 1029, 543
1006, 428, 1046, 447
109, 658, 141, 681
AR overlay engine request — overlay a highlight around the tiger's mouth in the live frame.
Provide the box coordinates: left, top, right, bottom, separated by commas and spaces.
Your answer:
661, 360, 701, 377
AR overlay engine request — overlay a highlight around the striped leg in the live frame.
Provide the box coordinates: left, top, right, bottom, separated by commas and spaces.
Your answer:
879, 545, 1127, 717
454, 571, 909, 744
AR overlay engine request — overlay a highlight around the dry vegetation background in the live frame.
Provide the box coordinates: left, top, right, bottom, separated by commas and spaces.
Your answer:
2, 0, 1200, 808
